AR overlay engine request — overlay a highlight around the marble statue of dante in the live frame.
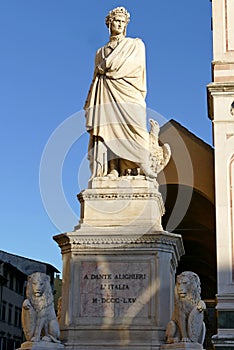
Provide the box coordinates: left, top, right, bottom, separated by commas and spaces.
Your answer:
84, 7, 157, 179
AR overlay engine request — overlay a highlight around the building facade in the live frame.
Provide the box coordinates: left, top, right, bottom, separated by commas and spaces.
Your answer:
0, 262, 24, 349
159, 120, 216, 349
207, 0, 234, 348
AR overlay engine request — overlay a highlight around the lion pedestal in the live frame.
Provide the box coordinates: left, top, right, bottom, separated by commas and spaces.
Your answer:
54, 177, 185, 350
161, 343, 204, 350
18, 341, 64, 350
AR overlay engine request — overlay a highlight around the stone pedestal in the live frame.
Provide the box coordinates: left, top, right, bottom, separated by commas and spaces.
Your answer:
17, 341, 64, 350
161, 343, 204, 350
54, 178, 184, 349
78, 176, 164, 230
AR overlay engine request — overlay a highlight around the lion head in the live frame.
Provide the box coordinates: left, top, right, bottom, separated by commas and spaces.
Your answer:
175, 271, 201, 305
26, 272, 54, 309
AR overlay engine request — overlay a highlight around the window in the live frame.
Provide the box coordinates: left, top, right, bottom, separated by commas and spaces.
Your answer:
7, 338, 14, 349
1, 301, 7, 322
8, 304, 12, 325
1, 337, 6, 350
15, 278, 24, 295
3, 267, 7, 279
14, 307, 21, 328
9, 274, 14, 290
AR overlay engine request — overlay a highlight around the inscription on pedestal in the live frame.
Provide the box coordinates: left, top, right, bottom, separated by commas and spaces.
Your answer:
80, 261, 151, 318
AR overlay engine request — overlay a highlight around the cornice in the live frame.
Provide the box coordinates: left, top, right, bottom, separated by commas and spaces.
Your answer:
207, 82, 234, 94
77, 191, 163, 202
53, 232, 185, 260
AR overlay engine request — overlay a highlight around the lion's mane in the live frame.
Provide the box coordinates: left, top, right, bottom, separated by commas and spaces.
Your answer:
26, 272, 54, 312
174, 271, 201, 317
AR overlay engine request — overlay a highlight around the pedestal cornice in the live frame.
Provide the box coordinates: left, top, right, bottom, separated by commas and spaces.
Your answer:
54, 230, 184, 268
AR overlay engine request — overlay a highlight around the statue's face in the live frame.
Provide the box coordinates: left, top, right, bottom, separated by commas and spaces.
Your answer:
31, 277, 46, 297
176, 276, 190, 298
111, 14, 126, 35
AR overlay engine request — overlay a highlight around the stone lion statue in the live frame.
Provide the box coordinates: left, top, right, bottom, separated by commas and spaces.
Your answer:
22, 272, 61, 343
165, 271, 206, 344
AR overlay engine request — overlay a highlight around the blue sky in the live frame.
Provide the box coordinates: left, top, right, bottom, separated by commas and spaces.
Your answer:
0, 1, 212, 272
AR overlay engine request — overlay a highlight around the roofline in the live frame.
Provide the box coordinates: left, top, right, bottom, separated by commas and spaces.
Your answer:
0, 250, 59, 273
160, 119, 214, 153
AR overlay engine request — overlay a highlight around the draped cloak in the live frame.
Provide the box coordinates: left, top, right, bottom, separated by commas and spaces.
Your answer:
84, 37, 149, 177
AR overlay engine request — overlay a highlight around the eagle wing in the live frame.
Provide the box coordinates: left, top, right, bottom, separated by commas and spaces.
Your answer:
156, 143, 171, 173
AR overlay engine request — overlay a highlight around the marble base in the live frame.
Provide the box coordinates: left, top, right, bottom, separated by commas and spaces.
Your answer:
161, 343, 204, 350
89, 174, 155, 189
17, 341, 64, 350
54, 178, 184, 349
54, 229, 184, 350
78, 177, 164, 230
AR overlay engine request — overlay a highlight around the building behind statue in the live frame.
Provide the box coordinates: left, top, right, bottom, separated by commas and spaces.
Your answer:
159, 119, 216, 349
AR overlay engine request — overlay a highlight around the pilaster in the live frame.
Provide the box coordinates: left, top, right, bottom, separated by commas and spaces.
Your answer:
207, 0, 234, 348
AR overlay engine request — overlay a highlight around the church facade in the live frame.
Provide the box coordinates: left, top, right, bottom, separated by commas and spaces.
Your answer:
207, 0, 234, 348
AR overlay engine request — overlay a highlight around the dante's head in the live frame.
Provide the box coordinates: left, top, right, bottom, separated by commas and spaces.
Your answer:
105, 7, 130, 36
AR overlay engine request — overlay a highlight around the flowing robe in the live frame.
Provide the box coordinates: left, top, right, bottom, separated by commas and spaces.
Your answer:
84, 37, 149, 177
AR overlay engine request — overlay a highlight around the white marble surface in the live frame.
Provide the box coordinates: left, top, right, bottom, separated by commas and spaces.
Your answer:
77, 179, 164, 230
161, 342, 204, 350
17, 341, 64, 350
54, 227, 184, 350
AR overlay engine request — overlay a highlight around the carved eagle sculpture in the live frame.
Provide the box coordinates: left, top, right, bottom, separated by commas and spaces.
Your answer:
149, 119, 171, 175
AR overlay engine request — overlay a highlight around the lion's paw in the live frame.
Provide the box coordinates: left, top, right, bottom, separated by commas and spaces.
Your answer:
31, 336, 40, 342
42, 336, 52, 342
181, 337, 191, 343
